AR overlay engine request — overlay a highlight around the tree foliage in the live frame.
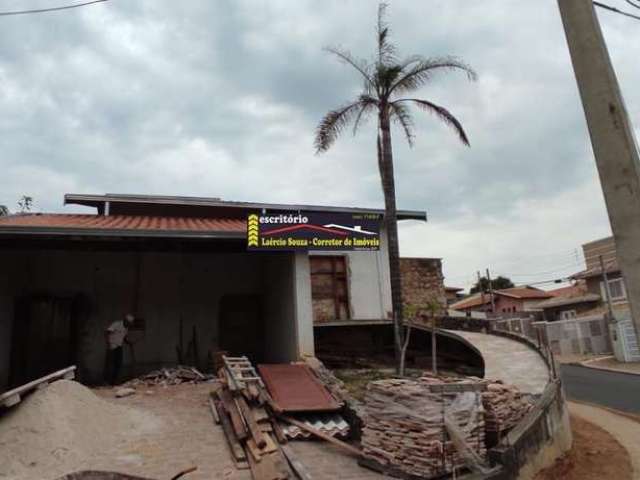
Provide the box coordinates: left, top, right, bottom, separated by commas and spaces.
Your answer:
17, 195, 33, 213
470, 276, 515, 294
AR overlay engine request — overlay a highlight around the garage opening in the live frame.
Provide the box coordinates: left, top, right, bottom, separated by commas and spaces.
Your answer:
0, 245, 304, 390
9, 295, 81, 387
219, 294, 264, 363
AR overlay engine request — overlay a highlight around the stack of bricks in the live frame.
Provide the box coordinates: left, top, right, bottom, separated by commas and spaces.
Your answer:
421, 374, 533, 436
361, 377, 486, 479
481, 381, 533, 434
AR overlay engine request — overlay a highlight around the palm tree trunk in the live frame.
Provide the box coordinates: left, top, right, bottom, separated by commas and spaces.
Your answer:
379, 105, 405, 374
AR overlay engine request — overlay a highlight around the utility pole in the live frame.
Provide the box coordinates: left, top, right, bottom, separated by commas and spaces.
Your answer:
477, 271, 485, 311
486, 268, 496, 314
600, 255, 615, 323
558, 0, 640, 344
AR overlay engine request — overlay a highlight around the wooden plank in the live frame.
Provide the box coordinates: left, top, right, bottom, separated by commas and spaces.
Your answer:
261, 432, 278, 454
219, 389, 248, 440
215, 400, 248, 465
208, 395, 220, 424
252, 406, 270, 423
247, 449, 291, 480
270, 417, 288, 445
281, 444, 313, 480
0, 366, 76, 407
246, 438, 263, 463
237, 396, 267, 448
278, 415, 361, 457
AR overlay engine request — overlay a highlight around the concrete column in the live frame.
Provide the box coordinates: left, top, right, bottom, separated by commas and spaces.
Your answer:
558, 0, 640, 342
292, 252, 315, 358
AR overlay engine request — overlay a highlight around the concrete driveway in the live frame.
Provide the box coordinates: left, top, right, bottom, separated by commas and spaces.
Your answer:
443, 330, 550, 394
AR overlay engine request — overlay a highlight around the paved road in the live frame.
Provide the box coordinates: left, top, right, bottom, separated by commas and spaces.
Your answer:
560, 364, 640, 414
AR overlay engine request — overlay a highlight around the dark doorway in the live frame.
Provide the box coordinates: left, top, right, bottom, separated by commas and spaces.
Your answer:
9, 295, 79, 387
219, 294, 264, 363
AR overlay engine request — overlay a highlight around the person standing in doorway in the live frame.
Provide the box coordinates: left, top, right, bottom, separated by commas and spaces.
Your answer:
105, 313, 134, 385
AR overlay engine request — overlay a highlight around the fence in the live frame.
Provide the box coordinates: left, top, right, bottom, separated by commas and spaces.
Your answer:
532, 314, 611, 356
610, 310, 640, 362
492, 316, 537, 340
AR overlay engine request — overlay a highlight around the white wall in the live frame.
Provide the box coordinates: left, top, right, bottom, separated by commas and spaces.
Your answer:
293, 252, 315, 357
313, 228, 392, 321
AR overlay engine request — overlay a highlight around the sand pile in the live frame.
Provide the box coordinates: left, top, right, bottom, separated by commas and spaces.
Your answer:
0, 380, 157, 480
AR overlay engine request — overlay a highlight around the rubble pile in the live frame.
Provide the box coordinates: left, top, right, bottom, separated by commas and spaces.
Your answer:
124, 366, 215, 387
361, 378, 487, 478
482, 381, 533, 434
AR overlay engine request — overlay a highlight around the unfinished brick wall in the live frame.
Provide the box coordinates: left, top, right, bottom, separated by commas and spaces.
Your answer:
400, 258, 447, 317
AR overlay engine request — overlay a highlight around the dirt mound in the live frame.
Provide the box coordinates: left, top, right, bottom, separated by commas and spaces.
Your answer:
0, 380, 157, 480
534, 415, 632, 480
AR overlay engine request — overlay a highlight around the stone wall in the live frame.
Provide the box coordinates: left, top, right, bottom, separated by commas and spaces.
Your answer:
400, 257, 446, 315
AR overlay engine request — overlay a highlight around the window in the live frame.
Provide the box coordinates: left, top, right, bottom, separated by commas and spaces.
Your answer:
560, 310, 577, 320
309, 256, 350, 323
601, 277, 626, 302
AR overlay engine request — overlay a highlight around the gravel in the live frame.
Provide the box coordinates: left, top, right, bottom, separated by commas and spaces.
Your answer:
0, 380, 158, 480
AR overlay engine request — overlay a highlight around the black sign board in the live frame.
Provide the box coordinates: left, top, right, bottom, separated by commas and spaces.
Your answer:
247, 211, 381, 251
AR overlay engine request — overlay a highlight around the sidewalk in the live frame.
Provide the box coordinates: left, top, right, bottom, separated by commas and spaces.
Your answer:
569, 401, 640, 480
556, 354, 640, 375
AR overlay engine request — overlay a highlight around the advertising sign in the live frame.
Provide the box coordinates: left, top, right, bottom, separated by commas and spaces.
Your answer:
247, 211, 381, 251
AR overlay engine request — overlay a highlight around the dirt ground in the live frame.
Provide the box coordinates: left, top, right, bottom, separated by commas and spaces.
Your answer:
534, 414, 633, 480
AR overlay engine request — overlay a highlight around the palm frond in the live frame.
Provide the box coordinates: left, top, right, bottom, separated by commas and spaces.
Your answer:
315, 97, 374, 153
389, 102, 415, 147
390, 56, 477, 96
394, 98, 470, 146
352, 95, 378, 135
324, 46, 374, 90
376, 2, 397, 66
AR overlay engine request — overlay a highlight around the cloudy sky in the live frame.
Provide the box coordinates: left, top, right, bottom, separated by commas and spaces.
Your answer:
1, 0, 639, 289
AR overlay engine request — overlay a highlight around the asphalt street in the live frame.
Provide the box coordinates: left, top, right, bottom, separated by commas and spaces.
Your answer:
560, 364, 640, 414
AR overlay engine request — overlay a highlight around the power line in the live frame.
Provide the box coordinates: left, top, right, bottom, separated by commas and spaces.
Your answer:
0, 0, 108, 17
495, 260, 584, 278
593, 1, 640, 21
624, 0, 640, 11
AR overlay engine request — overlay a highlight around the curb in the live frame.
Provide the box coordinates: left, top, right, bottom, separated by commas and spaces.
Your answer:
568, 399, 640, 424
565, 360, 640, 377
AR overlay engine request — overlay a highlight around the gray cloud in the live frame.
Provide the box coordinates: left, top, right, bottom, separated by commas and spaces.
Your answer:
1, 0, 638, 288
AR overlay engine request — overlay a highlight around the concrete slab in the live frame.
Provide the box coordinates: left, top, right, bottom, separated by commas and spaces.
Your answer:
444, 330, 550, 394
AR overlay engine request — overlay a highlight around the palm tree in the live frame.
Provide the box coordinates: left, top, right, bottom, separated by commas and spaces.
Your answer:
315, 3, 476, 373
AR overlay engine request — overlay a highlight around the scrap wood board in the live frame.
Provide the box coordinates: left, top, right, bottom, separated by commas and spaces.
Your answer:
1, 366, 76, 408
257, 364, 341, 412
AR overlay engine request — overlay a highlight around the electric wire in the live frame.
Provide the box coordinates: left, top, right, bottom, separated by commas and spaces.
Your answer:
0, 0, 107, 17
593, 1, 640, 21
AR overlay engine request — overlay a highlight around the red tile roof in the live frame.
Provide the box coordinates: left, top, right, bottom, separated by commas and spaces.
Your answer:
496, 287, 552, 299
449, 286, 552, 311
450, 293, 492, 311
0, 214, 246, 237
547, 283, 587, 298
